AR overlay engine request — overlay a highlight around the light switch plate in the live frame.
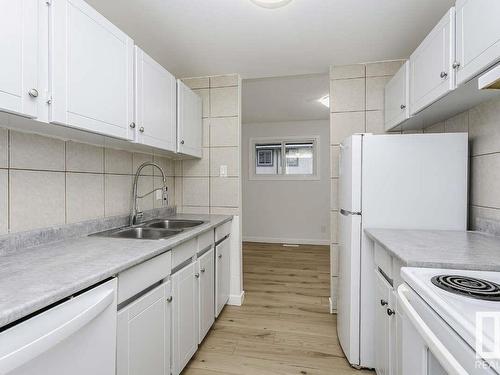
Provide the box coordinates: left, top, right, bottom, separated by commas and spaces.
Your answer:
220, 165, 228, 177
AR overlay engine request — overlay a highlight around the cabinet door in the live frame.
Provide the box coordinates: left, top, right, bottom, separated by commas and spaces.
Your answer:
117, 283, 168, 375
215, 238, 230, 317
384, 61, 410, 131
198, 248, 215, 343
456, 0, 500, 86
172, 261, 198, 375
164, 280, 172, 375
177, 80, 202, 158
51, 0, 134, 140
0, 0, 41, 118
135, 47, 176, 151
374, 270, 392, 375
410, 8, 455, 115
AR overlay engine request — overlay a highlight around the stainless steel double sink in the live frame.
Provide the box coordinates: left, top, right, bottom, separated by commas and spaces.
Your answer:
91, 219, 205, 240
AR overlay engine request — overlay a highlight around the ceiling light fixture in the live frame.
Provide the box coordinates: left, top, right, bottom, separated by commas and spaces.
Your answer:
318, 95, 330, 108
250, 0, 293, 9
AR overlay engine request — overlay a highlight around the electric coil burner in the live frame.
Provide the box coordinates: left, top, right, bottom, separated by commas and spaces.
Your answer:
431, 274, 500, 301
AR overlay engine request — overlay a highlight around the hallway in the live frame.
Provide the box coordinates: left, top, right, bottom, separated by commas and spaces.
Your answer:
183, 242, 372, 375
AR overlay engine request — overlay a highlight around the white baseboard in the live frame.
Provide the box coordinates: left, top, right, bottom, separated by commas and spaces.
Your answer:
228, 291, 245, 306
242, 236, 330, 246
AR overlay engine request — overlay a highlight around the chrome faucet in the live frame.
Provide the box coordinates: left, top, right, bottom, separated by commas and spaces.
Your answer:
131, 162, 168, 225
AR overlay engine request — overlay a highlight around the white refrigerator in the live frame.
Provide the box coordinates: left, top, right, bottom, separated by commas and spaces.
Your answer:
336, 133, 468, 369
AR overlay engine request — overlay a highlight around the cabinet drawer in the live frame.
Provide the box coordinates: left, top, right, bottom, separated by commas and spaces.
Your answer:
118, 251, 171, 304
172, 238, 197, 268
198, 230, 214, 253
215, 221, 231, 242
374, 243, 393, 281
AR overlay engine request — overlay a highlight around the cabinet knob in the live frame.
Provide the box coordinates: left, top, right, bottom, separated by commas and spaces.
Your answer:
400, 104, 406, 110
387, 308, 395, 316
380, 299, 388, 306
28, 88, 39, 98
200, 268, 206, 273
166, 296, 173, 303
440, 71, 448, 79
129, 122, 136, 129
452, 61, 461, 69
195, 273, 200, 278
139, 127, 145, 133
218, 254, 222, 259
180, 140, 185, 145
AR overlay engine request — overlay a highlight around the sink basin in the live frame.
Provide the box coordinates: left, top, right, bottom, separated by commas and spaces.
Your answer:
92, 227, 182, 240
144, 219, 205, 230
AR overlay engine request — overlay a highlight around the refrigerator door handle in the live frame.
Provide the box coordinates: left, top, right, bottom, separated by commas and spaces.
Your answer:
340, 208, 361, 216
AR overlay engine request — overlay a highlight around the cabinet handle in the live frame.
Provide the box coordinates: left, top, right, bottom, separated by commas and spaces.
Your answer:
28, 88, 39, 98
380, 299, 388, 306
400, 104, 406, 110
195, 273, 200, 278
200, 268, 206, 273
180, 140, 185, 145
387, 308, 395, 316
440, 71, 448, 79
452, 61, 461, 69
218, 254, 222, 259
166, 296, 173, 303
139, 127, 145, 133
129, 122, 136, 129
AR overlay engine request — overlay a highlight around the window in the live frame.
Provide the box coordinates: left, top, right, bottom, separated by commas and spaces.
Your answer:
250, 137, 319, 180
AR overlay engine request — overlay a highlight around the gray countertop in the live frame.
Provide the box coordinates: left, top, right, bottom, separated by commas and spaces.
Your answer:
0, 214, 232, 328
365, 228, 500, 271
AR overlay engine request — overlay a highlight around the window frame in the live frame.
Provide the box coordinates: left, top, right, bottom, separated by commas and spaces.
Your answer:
249, 136, 320, 181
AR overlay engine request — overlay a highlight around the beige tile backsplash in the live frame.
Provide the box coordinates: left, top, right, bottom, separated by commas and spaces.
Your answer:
179, 74, 241, 216
422, 96, 500, 233
0, 126, 176, 235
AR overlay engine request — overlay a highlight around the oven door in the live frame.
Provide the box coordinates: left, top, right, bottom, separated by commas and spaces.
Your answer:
397, 284, 498, 375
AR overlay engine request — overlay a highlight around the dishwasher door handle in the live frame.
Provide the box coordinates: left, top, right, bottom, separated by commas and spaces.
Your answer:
0, 284, 115, 374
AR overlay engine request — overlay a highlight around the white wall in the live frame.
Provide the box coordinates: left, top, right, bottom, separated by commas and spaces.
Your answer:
242, 120, 330, 245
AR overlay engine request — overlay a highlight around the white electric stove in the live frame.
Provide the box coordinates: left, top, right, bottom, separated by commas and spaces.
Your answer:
399, 267, 500, 375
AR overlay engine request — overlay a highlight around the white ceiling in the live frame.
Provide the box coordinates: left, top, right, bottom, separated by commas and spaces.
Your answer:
85, 0, 455, 79
242, 74, 329, 124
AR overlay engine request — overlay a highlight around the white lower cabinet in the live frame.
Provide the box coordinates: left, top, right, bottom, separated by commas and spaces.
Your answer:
215, 236, 231, 317
172, 261, 199, 375
117, 280, 172, 375
374, 270, 394, 375
198, 248, 215, 343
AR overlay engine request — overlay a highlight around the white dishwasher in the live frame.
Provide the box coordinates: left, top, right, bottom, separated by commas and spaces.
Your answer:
0, 279, 117, 375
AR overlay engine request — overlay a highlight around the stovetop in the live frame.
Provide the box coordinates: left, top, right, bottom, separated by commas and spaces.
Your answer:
402, 267, 500, 357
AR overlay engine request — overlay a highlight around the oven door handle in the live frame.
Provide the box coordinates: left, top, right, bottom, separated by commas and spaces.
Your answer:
397, 284, 468, 375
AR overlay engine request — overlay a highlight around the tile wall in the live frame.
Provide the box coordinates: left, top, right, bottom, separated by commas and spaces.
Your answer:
422, 96, 500, 234
177, 74, 242, 216
328, 61, 404, 311
0, 127, 175, 234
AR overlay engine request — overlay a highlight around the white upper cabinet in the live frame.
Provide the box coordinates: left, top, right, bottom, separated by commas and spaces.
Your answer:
50, 0, 134, 140
455, 0, 500, 86
0, 0, 42, 118
409, 8, 455, 115
134, 47, 177, 151
177, 80, 202, 158
384, 61, 410, 131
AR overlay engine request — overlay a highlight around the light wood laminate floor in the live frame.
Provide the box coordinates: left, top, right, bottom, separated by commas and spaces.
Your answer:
182, 242, 373, 375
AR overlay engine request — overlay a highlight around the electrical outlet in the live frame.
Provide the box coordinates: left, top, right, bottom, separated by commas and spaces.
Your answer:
220, 165, 228, 177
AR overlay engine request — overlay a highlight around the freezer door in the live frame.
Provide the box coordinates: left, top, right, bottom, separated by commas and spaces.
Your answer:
339, 135, 362, 214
